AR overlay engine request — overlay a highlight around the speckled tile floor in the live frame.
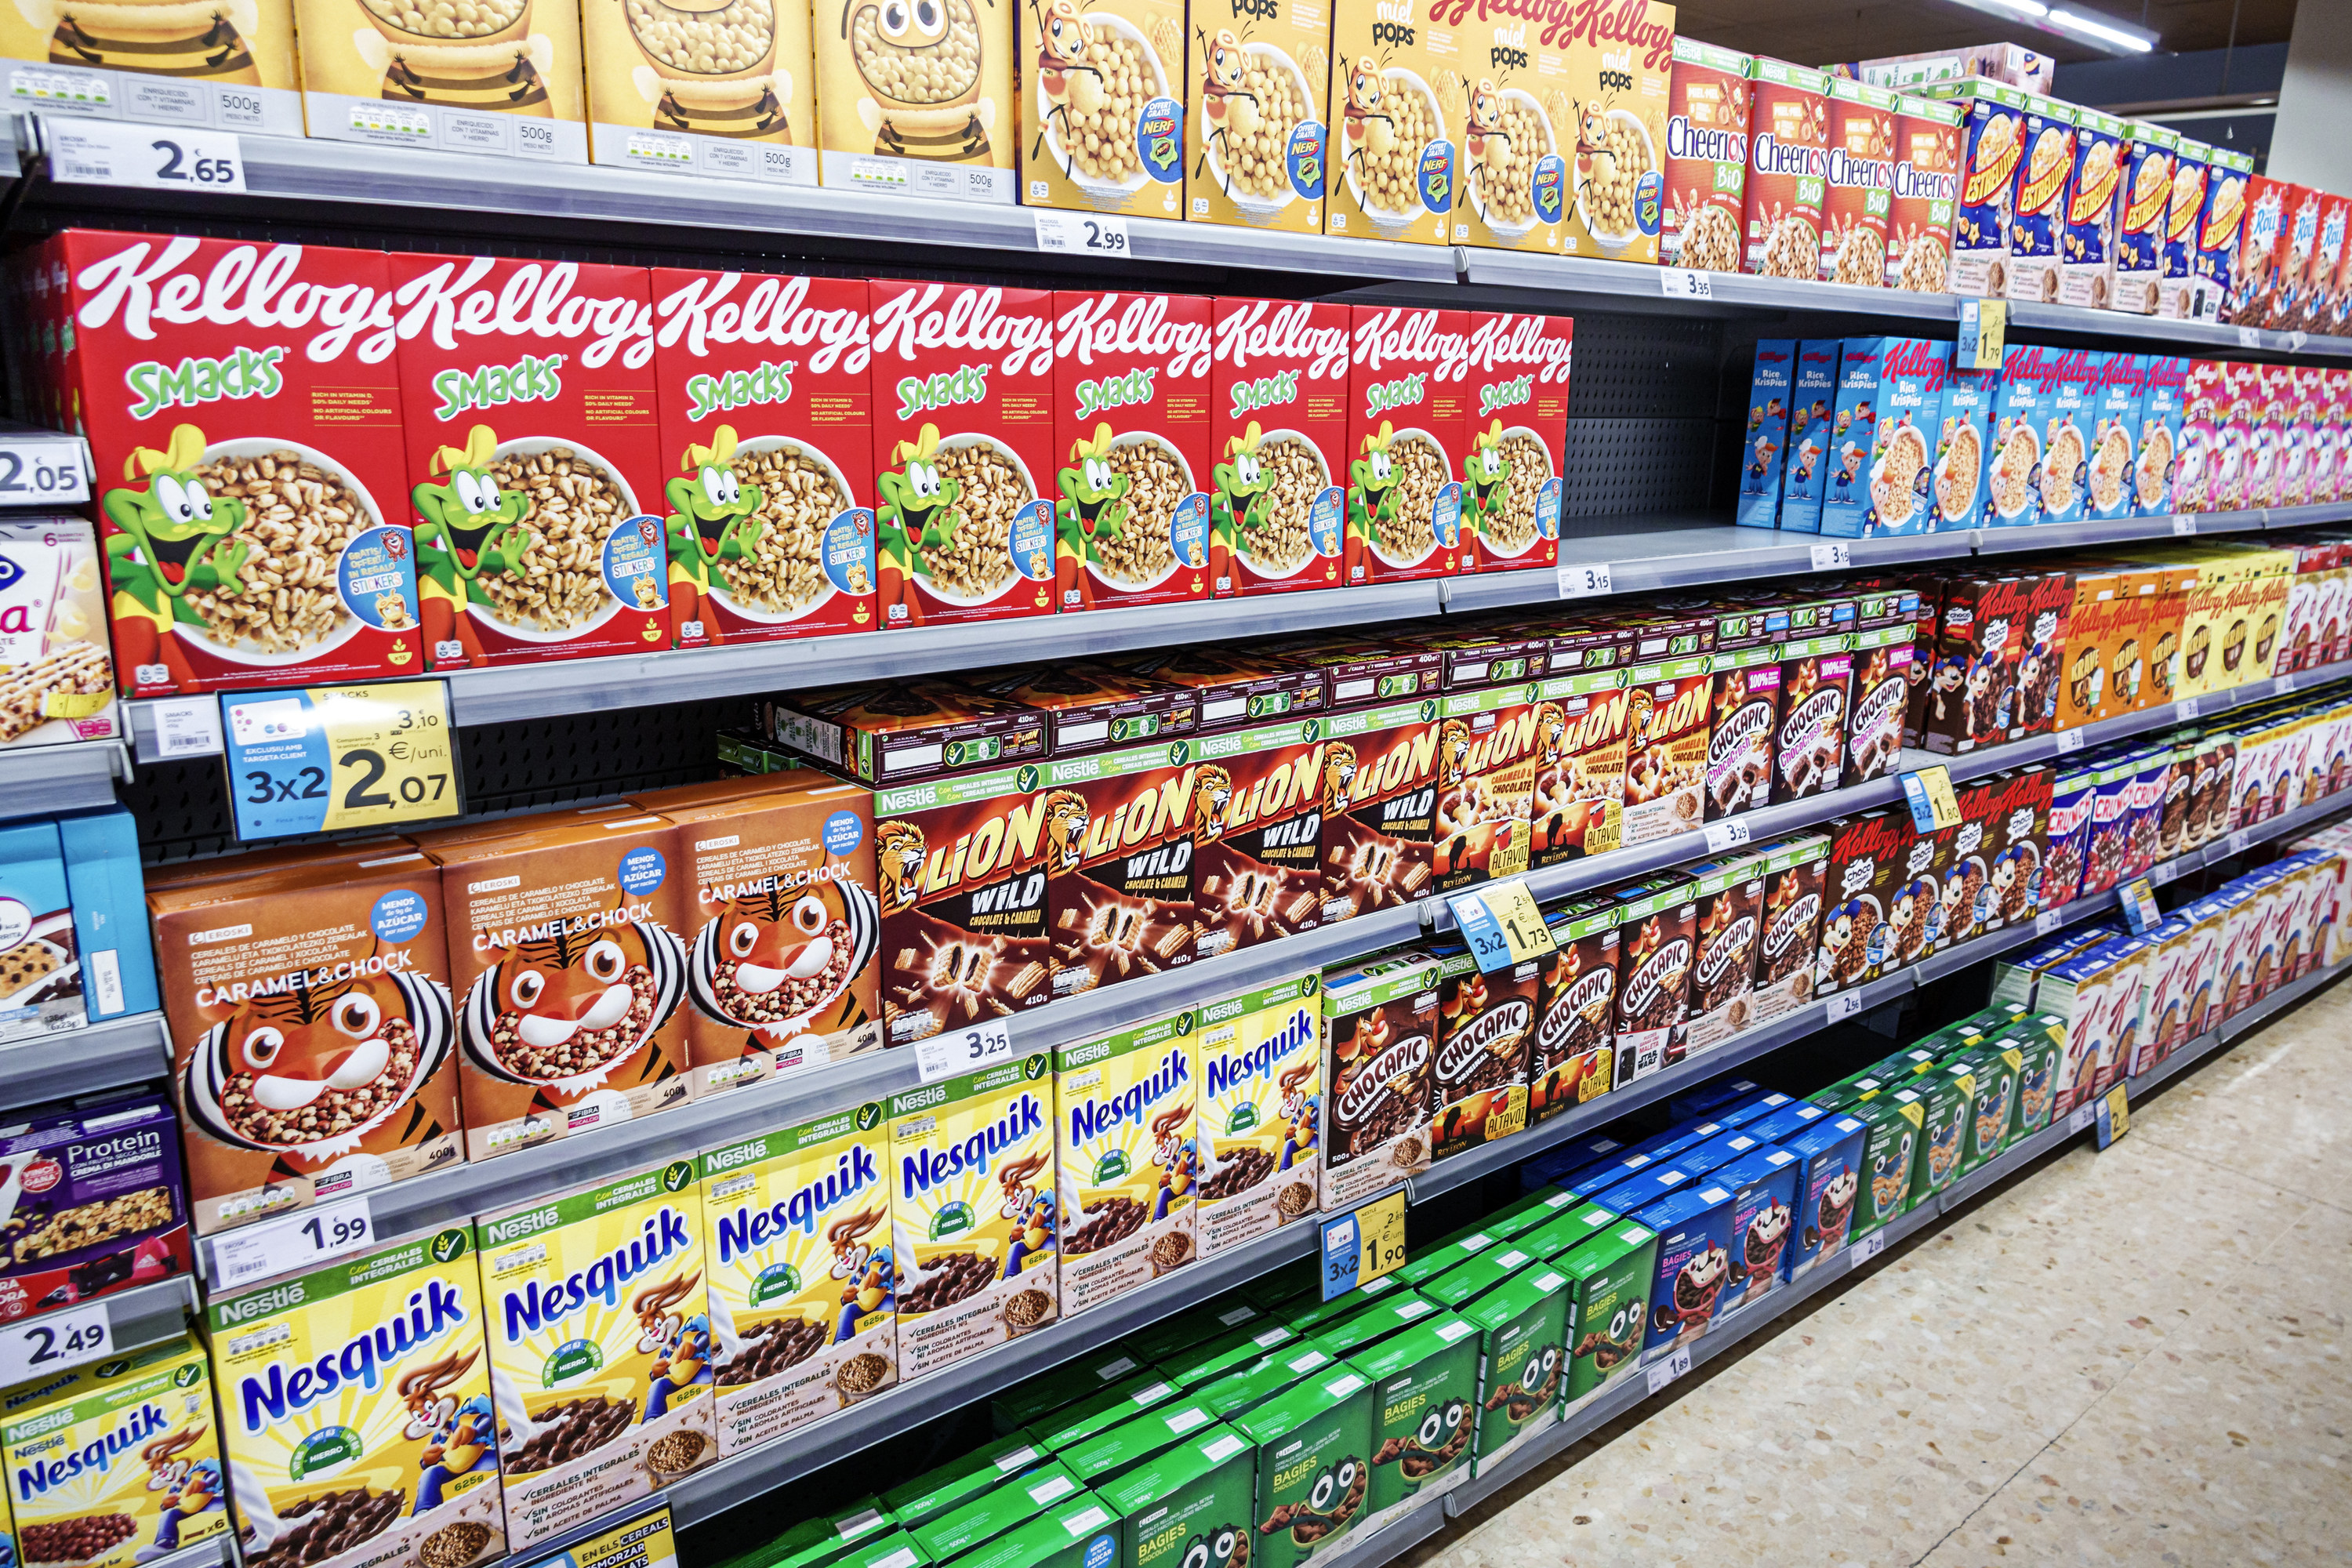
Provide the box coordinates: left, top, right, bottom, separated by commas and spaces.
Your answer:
1399, 976, 2352, 1568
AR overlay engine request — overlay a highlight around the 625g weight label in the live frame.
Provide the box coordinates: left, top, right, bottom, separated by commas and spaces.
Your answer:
222, 681, 463, 840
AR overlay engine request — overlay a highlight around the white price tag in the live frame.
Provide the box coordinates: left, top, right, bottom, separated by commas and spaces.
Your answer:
1558, 561, 1614, 598
210, 1196, 374, 1289
151, 696, 223, 759
2177, 697, 2201, 720
2056, 728, 2085, 754
0, 433, 90, 505
915, 1017, 1017, 1083
2275, 673, 2298, 695
1809, 542, 1850, 572
49, 119, 245, 192
2172, 516, 2195, 536
1644, 1345, 1693, 1393
1704, 818, 1752, 852
0, 1303, 112, 1385
2035, 909, 2063, 936
2291, 331, 2310, 353
1826, 989, 1867, 1024
1659, 267, 1715, 301
2067, 1103, 2098, 1134
2238, 326, 2263, 349
2226, 829, 2252, 857
1849, 1232, 1886, 1268
1034, 210, 1131, 256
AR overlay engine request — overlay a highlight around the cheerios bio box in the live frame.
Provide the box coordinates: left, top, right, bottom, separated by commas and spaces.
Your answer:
1323, 2, 1454, 248
3, 1336, 229, 1568
646, 269, 878, 648
1054, 1011, 1198, 1316
1196, 973, 1323, 1257
1183, 0, 1330, 235
1661, 38, 1754, 274
697, 1101, 896, 1457
1343, 306, 1472, 586
474, 1160, 714, 1548
1887, 93, 1961, 291
866, 280, 1058, 628
1742, 58, 1828, 281
0, 0, 300, 136
1461, 312, 1570, 575
292, 0, 585, 159
1819, 77, 1894, 286
1209, 298, 1352, 598
1444, 0, 1572, 257
1558, 0, 1674, 264
1319, 951, 1439, 1211
583, 0, 816, 184
1050, 292, 1214, 613
38, 231, 422, 699
387, 254, 666, 670
205, 1227, 500, 1568
814, 0, 1012, 203
887, 1051, 1058, 1379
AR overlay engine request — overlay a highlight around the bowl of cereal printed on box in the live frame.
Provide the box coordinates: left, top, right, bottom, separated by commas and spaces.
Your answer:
1087, 430, 1203, 592
1989, 422, 2042, 521
1232, 429, 1334, 582
1935, 419, 1982, 523
1468, 87, 1563, 241
1870, 423, 1931, 530
471, 436, 653, 641
1203, 38, 1321, 222
909, 434, 1047, 604
1479, 425, 1556, 561
1575, 108, 1657, 258
1363, 427, 1453, 568
703, 435, 866, 625
175, 437, 399, 664
1042, 9, 1180, 202
1348, 67, 1446, 239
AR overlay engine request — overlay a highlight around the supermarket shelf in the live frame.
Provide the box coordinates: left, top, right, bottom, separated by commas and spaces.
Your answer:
1967, 504, 2275, 555
0, 1008, 172, 1108
97, 1272, 200, 1354
112, 1534, 228, 1568
0, 420, 91, 507
0, 739, 128, 821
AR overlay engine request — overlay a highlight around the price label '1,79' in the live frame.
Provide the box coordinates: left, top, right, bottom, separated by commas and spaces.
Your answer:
222, 681, 462, 840
0, 1302, 112, 1385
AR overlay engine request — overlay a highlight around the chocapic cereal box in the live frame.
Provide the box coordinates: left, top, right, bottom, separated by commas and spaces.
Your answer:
887, 1052, 1059, 1377
1461, 311, 1571, 575
1439, 0, 1573, 256
1429, 942, 1536, 1160
4, 1337, 228, 1568
42, 232, 423, 699
1661, 38, 1753, 274
148, 848, 462, 1236
647, 269, 879, 648
813, 0, 1013, 201
205, 1229, 503, 1568
291, 0, 586, 158
1319, 695, 1439, 920
1195, 974, 1322, 1255
475, 1160, 715, 1547
1208, 298, 1351, 597
1742, 59, 1827, 280
1323, 0, 1457, 246
1018, 0, 1187, 217
1559, 0, 1674, 264
387, 255, 669, 670
0, 0, 301, 136
1054, 1011, 1197, 1313
1319, 950, 1439, 1210
1184, 0, 1330, 234
699, 1102, 896, 1456
1819, 77, 1895, 287
1344, 306, 1472, 586
1887, 93, 1960, 291
581, 0, 818, 184
867, 280, 1059, 628
426, 812, 694, 1163
1530, 898, 1618, 1123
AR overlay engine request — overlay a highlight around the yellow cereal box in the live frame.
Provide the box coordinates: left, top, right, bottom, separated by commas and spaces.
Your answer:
580, 0, 819, 184
1183, 0, 1330, 234
1442, 0, 1575, 253
0, 0, 303, 138
1018, 0, 1187, 218
1326, 0, 1461, 246
1192, 973, 1323, 1256
815, 0, 1014, 203
474, 1160, 714, 1548
887, 1052, 1058, 1379
1054, 1011, 1196, 1315
2, 1337, 228, 1568
699, 1102, 897, 1457
1559, 0, 1675, 263
290, 0, 589, 162
205, 1228, 503, 1568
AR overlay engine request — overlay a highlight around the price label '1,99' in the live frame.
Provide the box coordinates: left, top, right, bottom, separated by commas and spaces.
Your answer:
209, 1196, 376, 1289
222, 681, 462, 840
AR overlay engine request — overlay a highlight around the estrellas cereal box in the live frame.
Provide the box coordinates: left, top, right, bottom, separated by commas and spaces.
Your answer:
2157, 136, 2210, 319
1461, 311, 1570, 575
1661, 38, 1752, 274
1319, 950, 1439, 1210
206, 1228, 500, 1568
2112, 121, 2175, 314
582, 0, 818, 184
813, 0, 1012, 202
2194, 147, 2254, 316
1918, 76, 2025, 298
2004, 93, 2072, 304
1184, 0, 1330, 234
1887, 93, 1959, 291
1209, 298, 1351, 597
1559, 0, 1673, 263
292, 0, 586, 160
1743, 59, 1827, 280
1344, 306, 1471, 586
1055, 1011, 1196, 1312
1819, 77, 1893, 286
1323, 0, 1455, 246
1018, 0, 1187, 219
1195, 974, 1322, 1254
2060, 107, 2125, 310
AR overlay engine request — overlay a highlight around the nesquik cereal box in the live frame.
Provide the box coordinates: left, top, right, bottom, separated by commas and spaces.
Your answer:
887, 1052, 1059, 1378
1344, 306, 1471, 586
206, 1229, 501, 1568
1319, 951, 1438, 1210
1194, 974, 1322, 1256
1209, 299, 1351, 597
1055, 1010, 1197, 1314
1461, 311, 1571, 575
475, 1160, 715, 1547
1183, 0, 1330, 235
699, 1100, 896, 1455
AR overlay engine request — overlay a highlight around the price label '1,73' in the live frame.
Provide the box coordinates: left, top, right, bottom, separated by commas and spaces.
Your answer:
1446, 877, 1557, 973
223, 682, 462, 840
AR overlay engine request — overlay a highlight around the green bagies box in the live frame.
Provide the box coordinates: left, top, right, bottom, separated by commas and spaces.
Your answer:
936, 1493, 1121, 1568
1482, 1185, 1584, 1236
1127, 1303, 1269, 1365
1231, 1367, 1377, 1568
1031, 1374, 1187, 1451
1283, 1272, 1406, 1333
1945, 1047, 2020, 1177
1240, 1261, 1320, 1312
1390, 1229, 1508, 1290
1349, 1313, 1482, 1533
1842, 1091, 1923, 1243
885, 1433, 1068, 1529
913, 1461, 1087, 1563
1063, 1399, 1225, 1491
1198, 1344, 1337, 1422
1554, 1218, 1657, 1416
1305, 1295, 1443, 1359
995, 1348, 1163, 1435
1906, 1063, 1974, 1208
1460, 1267, 1569, 1477
1158, 1322, 1301, 1389
1517, 1200, 1624, 1261
1098, 1426, 1258, 1568
1984, 1023, 2063, 1140
1416, 1238, 1546, 1312
710, 1517, 848, 1568
837, 1532, 930, 1568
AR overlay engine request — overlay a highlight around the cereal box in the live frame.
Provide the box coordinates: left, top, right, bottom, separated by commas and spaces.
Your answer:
1323, 0, 1456, 246
1836, 44, 2050, 95
0, 519, 117, 752
148, 850, 462, 1236
647, 269, 877, 648
1559, 0, 1675, 263
1819, 77, 1893, 287
1713, 1145, 1798, 1308
292, 0, 585, 159
2157, 136, 2211, 318
1847, 337, 1942, 537
1443, 0, 1573, 255
1918, 77, 2027, 298
1429, 942, 1535, 1160
5, 1336, 227, 1568
1183, 0, 1330, 234
698, 1103, 895, 1456
1661, 38, 1752, 273
0, 1091, 190, 1322
1767, 592, 1853, 801
1743, 59, 1827, 280
1620, 612, 1713, 844
1055, 1011, 1196, 1315
0, 0, 300, 135
1697, 604, 1777, 820
1846, 583, 1916, 782
868, 281, 1058, 627
582, 0, 816, 183
2060, 107, 2125, 310
429, 812, 695, 1163
1529, 629, 1634, 866
887, 1051, 1057, 1375
1779, 340, 1840, 534
1735, 339, 1794, 530
1194, 716, 1330, 953
1886, 92, 1960, 291
1817, 810, 1904, 994
1210, 299, 1350, 597
1929, 358, 1994, 532
475, 1160, 714, 1544
1530, 898, 1618, 1123
2302, 191, 2350, 336
2087, 351, 2145, 521
1984, 342, 2048, 528
1611, 874, 1697, 1083
2230, 175, 2293, 328
1033, 728, 1202, 996
1628, 1181, 1732, 1356
1428, 680, 1543, 890
2194, 147, 2254, 316
2035, 346, 2097, 528
1051, 291, 1214, 612
1017, 0, 1185, 218
1782, 1110, 1867, 1279
2111, 121, 2176, 314
1320, 695, 1439, 920
206, 1228, 500, 1568
44, 233, 422, 698
2242, 362, 2288, 509
1817, 336, 1885, 535
2280, 367, 2321, 507
2004, 93, 2072, 304
1194, 975, 1322, 1255
1683, 851, 1765, 1050
1319, 951, 1439, 1210
1752, 832, 1826, 1022
2136, 355, 2187, 517
1343, 306, 1471, 586
2176, 358, 2226, 514
1461, 312, 1570, 575
813, 0, 1012, 202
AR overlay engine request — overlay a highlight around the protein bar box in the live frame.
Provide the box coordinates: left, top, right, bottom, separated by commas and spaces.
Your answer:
0, 518, 117, 751
1209, 299, 1351, 597
1319, 950, 1439, 1210
0, 1091, 191, 1323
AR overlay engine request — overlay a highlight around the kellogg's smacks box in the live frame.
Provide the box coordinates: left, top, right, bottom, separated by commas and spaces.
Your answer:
2004, 93, 2073, 303
207, 1230, 501, 1568
1744, 58, 1828, 280
2112, 121, 2176, 314
887, 1052, 1059, 1377
45, 231, 423, 698
1194, 974, 1323, 1255
1918, 76, 2027, 298
1209, 298, 1352, 597
1461, 311, 1571, 575
867, 281, 1059, 628
1820, 77, 1895, 287
2060, 106, 2125, 310
1887, 93, 1961, 291
1662, 38, 1754, 274
1344, 306, 1471, 586
648, 269, 879, 648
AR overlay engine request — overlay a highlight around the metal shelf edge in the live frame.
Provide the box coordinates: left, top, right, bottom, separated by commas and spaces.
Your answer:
0, 1009, 172, 1111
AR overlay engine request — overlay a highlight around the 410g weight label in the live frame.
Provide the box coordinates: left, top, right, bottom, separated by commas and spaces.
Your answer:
222, 681, 463, 840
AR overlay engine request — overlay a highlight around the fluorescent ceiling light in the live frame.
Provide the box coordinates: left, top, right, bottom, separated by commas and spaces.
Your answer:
1949, 0, 2049, 16
2046, 6, 2158, 51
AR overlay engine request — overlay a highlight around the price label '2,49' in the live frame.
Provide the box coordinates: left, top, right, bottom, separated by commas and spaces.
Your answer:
222, 681, 463, 840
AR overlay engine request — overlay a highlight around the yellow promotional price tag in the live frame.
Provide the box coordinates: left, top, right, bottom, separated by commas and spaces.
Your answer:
1900, 764, 1963, 832
1446, 877, 1558, 972
1961, 299, 2007, 369
2097, 1083, 2130, 1148
1356, 1189, 1407, 1286
222, 681, 463, 840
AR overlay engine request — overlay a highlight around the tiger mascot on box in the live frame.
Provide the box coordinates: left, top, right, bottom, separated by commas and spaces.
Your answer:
460, 913, 686, 1099
688, 876, 880, 1045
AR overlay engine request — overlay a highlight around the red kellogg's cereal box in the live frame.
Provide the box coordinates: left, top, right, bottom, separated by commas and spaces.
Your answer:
388, 255, 669, 669
1051, 291, 1215, 612
1462, 310, 1571, 575
2303, 191, 2351, 335
867, 281, 1059, 628
54, 231, 423, 697
1209, 298, 1351, 598
1345, 305, 1471, 586
1662, 38, 1754, 274
2269, 183, 2325, 330
2230, 175, 2292, 328
648, 270, 878, 648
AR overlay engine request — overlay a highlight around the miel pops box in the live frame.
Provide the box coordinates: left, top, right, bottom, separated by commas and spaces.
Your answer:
1182, 0, 1330, 235
1193, 975, 1321, 1257
1323, 0, 1456, 248
811, 0, 1013, 203
1555, 0, 1674, 264
1016, 0, 1186, 219
1343, 306, 1471, 586
292, 0, 587, 162
1054, 1010, 1198, 1315
580, 0, 818, 185
1207, 299, 1350, 597
1461, 311, 1571, 575
1439, 0, 1573, 257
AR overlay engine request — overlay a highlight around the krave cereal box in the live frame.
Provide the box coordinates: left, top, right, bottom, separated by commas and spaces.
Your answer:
1661, 37, 1751, 273
1055, 1010, 1196, 1313
581, 0, 818, 185
1183, 0, 1330, 234
292, 0, 586, 161
1194, 973, 1322, 1255
1461, 311, 1570, 575
1209, 298, 1351, 597
1017, 0, 1188, 219
1344, 306, 1470, 586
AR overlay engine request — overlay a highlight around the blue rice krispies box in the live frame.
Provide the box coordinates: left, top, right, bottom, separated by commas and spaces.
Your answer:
1666, 1077, 1762, 1122
1585, 1165, 1693, 1217
1517, 1131, 1632, 1192
1714, 1145, 1802, 1310
1987, 343, 2053, 527
1631, 1179, 1737, 1362
1779, 341, 1842, 534
1743, 1098, 1829, 1145
1933, 360, 1998, 532
2136, 356, 2189, 518
2089, 352, 2148, 521
1784, 1110, 1870, 1279
57, 807, 158, 1023
2038, 347, 2099, 527
1853, 338, 1948, 537
1819, 338, 1885, 537
1739, 342, 1798, 528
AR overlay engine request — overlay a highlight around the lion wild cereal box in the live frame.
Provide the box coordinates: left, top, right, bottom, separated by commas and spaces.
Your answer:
698, 1102, 895, 1457
887, 1051, 1058, 1377
1195, 974, 1322, 1255
428, 813, 693, 1163
1620, 611, 1716, 845
1055, 1011, 1197, 1315
1431, 678, 1541, 892
647, 269, 879, 648
868, 281, 1058, 627
4, 1337, 227, 1568
812, 0, 1012, 201
1439, 0, 1571, 256
148, 851, 462, 1236
205, 1228, 500, 1568
1343, 306, 1470, 586
1661, 38, 1752, 274
1743, 59, 1827, 280
581, 0, 817, 183
1209, 298, 1351, 597
2060, 107, 2125, 310
1819, 77, 1893, 287
0, 0, 300, 134
2112, 121, 2175, 314
1018, 0, 1186, 218
387, 255, 667, 670
1051, 291, 1214, 612
1320, 694, 1438, 920
1887, 93, 1959, 291
2003, 93, 2072, 304
1429, 942, 1535, 1160
1323, 0, 1454, 247
1552, 0, 1672, 263
1530, 626, 1634, 866
1918, 77, 2025, 298
1037, 727, 1202, 999
1319, 951, 1438, 1210
1461, 312, 1570, 575
1530, 898, 1618, 1123
292, 0, 585, 158
42, 232, 422, 699
1184, 0, 1330, 234
2157, 136, 2210, 319
475, 1160, 714, 1546
1194, 716, 1329, 954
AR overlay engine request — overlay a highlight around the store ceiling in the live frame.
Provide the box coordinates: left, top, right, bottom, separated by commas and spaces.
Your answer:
1675, 0, 2300, 67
